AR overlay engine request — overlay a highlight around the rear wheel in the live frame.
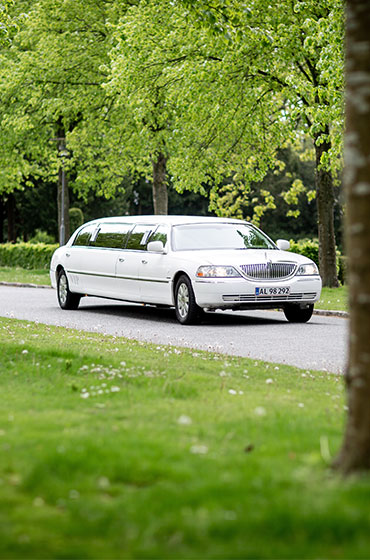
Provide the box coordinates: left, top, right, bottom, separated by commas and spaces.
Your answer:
175, 275, 202, 325
57, 269, 81, 310
283, 304, 314, 323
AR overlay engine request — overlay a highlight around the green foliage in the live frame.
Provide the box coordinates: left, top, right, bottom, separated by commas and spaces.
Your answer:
289, 239, 320, 266
69, 207, 84, 234
28, 229, 56, 244
337, 255, 347, 285
0, 242, 58, 269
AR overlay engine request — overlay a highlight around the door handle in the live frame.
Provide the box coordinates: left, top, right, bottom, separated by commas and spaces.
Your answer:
118, 258, 125, 262
142, 259, 148, 265
66, 252, 70, 257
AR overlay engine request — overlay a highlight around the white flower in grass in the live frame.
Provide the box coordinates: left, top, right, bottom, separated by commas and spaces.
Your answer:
298, 403, 305, 408
177, 415, 192, 425
228, 389, 237, 395
254, 407, 267, 417
111, 386, 120, 393
22, 349, 28, 355
266, 378, 273, 384
81, 392, 90, 399
190, 445, 208, 455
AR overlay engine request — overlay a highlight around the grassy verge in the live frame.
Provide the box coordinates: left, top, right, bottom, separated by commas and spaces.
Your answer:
316, 286, 348, 312
1, 317, 369, 559
0, 267, 50, 286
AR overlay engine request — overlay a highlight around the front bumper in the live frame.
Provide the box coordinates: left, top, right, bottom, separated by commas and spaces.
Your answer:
193, 275, 322, 310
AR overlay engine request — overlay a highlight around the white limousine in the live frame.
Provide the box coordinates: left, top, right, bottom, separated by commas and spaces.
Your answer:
50, 215, 322, 324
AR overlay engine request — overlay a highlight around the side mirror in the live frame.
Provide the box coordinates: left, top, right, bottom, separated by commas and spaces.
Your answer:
147, 240, 165, 253
276, 239, 290, 251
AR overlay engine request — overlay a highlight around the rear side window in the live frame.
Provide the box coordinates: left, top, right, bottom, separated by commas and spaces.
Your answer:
72, 224, 96, 247
92, 223, 131, 249
126, 225, 155, 250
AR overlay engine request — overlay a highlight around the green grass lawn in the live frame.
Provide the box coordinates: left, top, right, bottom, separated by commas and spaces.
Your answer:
0, 267, 50, 286
1, 317, 369, 559
317, 286, 348, 312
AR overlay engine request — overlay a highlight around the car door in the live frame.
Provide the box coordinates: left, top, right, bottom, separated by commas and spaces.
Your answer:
115, 224, 156, 303
63, 223, 97, 294
139, 225, 172, 305
82, 222, 131, 298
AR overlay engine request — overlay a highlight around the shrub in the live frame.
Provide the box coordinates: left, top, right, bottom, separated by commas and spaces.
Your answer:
288, 239, 320, 266
0, 243, 58, 270
28, 229, 56, 244
289, 239, 346, 284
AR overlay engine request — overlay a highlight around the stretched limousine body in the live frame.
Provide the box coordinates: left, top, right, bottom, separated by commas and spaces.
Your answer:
50, 215, 322, 324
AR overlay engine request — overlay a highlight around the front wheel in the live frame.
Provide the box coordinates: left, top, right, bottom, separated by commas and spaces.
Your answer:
175, 275, 202, 325
57, 269, 81, 310
283, 304, 314, 323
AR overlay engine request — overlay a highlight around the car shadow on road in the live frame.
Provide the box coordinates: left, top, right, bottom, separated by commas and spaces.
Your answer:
77, 299, 287, 326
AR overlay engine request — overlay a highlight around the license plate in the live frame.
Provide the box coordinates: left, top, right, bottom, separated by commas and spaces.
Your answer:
255, 287, 290, 296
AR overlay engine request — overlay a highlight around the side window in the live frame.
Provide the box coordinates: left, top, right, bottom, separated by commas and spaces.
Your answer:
92, 223, 131, 249
72, 224, 95, 247
126, 225, 155, 251
148, 226, 168, 247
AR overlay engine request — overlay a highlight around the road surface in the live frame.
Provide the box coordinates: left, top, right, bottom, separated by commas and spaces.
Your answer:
0, 285, 348, 374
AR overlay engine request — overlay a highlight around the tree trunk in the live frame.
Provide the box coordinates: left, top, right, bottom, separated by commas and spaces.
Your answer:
333, 0, 370, 474
0, 195, 4, 243
7, 193, 16, 243
314, 132, 339, 287
151, 152, 168, 215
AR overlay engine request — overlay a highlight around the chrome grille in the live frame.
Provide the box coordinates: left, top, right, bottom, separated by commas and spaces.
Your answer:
240, 262, 296, 279
222, 292, 317, 303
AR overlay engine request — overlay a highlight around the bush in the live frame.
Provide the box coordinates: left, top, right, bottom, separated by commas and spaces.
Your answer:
338, 255, 347, 285
0, 243, 58, 270
288, 239, 319, 266
289, 239, 346, 284
28, 229, 56, 244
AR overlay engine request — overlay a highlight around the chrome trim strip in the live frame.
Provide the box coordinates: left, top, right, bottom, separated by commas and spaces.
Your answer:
67, 270, 169, 284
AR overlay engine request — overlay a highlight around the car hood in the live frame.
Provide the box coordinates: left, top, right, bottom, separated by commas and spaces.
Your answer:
176, 249, 313, 267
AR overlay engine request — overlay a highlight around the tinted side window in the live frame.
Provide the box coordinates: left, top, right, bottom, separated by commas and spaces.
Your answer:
92, 223, 131, 249
126, 225, 155, 251
73, 224, 95, 247
148, 226, 168, 247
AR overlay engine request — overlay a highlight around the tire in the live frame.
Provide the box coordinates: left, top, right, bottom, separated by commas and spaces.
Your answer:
283, 304, 314, 323
175, 274, 202, 325
57, 269, 81, 310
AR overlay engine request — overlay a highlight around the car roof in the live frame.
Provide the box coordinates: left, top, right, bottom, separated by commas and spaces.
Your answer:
83, 215, 249, 227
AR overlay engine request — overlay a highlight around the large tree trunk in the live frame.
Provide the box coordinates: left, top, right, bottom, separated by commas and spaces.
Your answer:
7, 193, 16, 243
314, 132, 339, 287
333, 0, 370, 474
151, 152, 168, 215
0, 195, 4, 243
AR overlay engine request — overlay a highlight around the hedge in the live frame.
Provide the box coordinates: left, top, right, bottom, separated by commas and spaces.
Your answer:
0, 243, 58, 270
288, 239, 347, 284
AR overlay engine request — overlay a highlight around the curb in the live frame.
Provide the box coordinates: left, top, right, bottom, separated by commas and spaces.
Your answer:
0, 281, 349, 318
313, 309, 349, 318
0, 281, 52, 289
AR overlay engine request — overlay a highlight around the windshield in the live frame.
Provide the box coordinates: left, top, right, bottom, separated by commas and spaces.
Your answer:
172, 223, 276, 251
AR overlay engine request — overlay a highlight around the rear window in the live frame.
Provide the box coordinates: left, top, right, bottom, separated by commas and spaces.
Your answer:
72, 224, 96, 247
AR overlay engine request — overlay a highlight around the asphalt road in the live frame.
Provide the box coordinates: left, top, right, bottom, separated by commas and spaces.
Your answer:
0, 285, 348, 374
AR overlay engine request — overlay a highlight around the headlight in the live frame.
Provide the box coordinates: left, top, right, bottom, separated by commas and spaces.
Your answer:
196, 265, 242, 278
296, 263, 319, 276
